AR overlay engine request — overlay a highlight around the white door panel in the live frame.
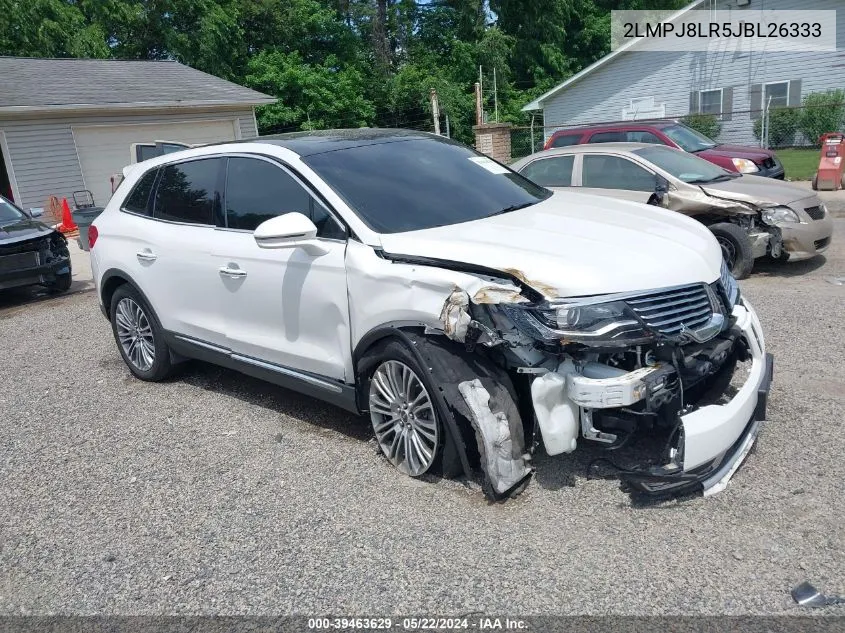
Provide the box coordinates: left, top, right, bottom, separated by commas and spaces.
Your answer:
73, 119, 237, 209
151, 223, 226, 345
214, 233, 350, 380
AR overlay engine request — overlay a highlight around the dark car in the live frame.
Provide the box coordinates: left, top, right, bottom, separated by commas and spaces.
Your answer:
545, 120, 785, 179
0, 195, 72, 293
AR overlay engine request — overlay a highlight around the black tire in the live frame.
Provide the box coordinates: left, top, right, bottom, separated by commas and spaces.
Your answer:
45, 271, 72, 293
709, 222, 754, 280
364, 338, 445, 477
109, 284, 173, 381
812, 174, 818, 190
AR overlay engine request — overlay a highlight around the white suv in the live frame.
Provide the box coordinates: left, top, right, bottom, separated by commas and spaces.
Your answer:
90, 129, 773, 500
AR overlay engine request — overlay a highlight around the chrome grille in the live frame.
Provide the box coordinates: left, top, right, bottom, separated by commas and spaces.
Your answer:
625, 284, 714, 336
805, 205, 826, 220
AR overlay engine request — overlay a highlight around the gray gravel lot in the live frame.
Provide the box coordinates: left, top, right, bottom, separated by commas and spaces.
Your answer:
1, 222, 844, 617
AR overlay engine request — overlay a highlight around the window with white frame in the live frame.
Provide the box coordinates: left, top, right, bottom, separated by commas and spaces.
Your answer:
764, 82, 789, 108
700, 89, 723, 116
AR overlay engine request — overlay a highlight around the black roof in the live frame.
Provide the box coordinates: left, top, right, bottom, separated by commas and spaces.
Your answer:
250, 128, 451, 156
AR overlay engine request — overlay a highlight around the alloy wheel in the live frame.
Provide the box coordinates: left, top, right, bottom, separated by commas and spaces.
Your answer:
115, 297, 156, 372
369, 360, 438, 477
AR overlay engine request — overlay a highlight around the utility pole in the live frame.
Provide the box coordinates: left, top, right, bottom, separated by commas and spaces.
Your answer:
478, 65, 484, 123
430, 88, 441, 135
474, 82, 482, 126
493, 67, 498, 123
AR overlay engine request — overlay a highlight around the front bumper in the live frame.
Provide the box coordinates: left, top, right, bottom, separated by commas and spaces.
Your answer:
625, 301, 772, 496
0, 255, 71, 290
533, 302, 772, 497
780, 216, 834, 261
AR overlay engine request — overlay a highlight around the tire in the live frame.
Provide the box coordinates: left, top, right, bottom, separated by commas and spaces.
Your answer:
709, 222, 754, 280
365, 339, 445, 478
110, 284, 173, 381
812, 174, 818, 190
45, 271, 72, 293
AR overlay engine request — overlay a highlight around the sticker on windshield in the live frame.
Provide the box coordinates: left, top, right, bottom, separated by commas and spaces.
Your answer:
468, 156, 509, 174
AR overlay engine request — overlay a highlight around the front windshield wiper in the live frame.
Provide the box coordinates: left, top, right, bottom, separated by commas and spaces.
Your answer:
488, 201, 537, 216
688, 173, 738, 184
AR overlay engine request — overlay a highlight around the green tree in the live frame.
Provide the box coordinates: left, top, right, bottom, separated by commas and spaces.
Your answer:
0, 0, 109, 57
753, 107, 799, 148
246, 51, 376, 132
682, 114, 721, 140
799, 89, 845, 146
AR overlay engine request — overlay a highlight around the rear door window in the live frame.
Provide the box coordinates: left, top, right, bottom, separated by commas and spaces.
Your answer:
225, 157, 345, 239
626, 131, 664, 144
153, 158, 224, 225
582, 155, 656, 191
588, 131, 625, 143
549, 133, 582, 148
123, 169, 158, 216
520, 156, 575, 187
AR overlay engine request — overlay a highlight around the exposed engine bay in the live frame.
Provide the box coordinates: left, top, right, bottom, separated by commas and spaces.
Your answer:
370, 250, 773, 502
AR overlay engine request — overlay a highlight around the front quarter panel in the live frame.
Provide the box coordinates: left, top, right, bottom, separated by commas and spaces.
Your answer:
345, 240, 527, 352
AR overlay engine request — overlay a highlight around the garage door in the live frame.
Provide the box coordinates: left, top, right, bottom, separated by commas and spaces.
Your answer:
72, 119, 238, 208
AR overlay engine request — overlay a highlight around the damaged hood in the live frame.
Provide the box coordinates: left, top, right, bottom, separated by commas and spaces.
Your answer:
378, 191, 722, 298
701, 174, 814, 206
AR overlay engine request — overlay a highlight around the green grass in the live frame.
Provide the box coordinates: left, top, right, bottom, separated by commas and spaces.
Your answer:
774, 148, 819, 181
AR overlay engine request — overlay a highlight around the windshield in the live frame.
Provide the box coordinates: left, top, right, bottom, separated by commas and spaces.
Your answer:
662, 124, 718, 153
0, 197, 26, 224
633, 146, 738, 184
302, 137, 551, 234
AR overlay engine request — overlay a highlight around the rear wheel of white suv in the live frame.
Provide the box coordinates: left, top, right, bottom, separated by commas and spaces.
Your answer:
110, 284, 173, 381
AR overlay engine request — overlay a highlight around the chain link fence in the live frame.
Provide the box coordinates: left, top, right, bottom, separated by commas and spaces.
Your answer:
509, 100, 845, 163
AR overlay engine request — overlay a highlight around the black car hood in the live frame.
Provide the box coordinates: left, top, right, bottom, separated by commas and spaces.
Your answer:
0, 217, 55, 244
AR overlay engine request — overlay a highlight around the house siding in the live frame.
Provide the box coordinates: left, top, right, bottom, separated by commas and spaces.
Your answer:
540, 0, 845, 146
0, 106, 259, 211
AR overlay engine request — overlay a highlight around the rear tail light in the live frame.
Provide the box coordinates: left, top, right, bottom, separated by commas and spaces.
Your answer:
88, 224, 99, 249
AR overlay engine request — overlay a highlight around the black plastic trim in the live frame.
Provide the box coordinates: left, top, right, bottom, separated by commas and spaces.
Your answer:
164, 331, 359, 413
754, 352, 774, 422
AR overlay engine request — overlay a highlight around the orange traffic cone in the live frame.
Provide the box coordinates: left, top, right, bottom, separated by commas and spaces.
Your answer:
58, 197, 78, 234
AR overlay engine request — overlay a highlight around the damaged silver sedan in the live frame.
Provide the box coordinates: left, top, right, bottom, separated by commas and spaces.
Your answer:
513, 143, 833, 280
92, 129, 773, 502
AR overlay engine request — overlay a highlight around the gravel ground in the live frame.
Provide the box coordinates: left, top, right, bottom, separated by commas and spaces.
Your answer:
0, 222, 843, 617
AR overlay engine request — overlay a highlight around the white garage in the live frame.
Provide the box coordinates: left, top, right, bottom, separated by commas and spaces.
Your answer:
72, 119, 240, 207
0, 57, 275, 212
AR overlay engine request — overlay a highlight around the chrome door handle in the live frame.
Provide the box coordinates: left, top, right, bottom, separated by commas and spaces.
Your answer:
218, 266, 247, 278
136, 250, 157, 262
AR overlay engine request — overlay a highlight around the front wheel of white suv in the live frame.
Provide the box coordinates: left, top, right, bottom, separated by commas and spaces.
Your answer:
110, 284, 173, 381
367, 341, 444, 477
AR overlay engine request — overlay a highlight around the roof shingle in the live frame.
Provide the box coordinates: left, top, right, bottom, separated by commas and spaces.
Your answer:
0, 57, 276, 110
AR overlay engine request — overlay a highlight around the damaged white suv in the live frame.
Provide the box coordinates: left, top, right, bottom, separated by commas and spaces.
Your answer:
90, 129, 773, 500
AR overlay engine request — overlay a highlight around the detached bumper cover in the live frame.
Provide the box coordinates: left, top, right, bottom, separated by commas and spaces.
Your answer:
623, 301, 773, 497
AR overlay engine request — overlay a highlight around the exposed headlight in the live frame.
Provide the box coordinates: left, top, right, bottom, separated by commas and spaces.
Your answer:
761, 205, 800, 224
534, 299, 653, 343
731, 158, 759, 173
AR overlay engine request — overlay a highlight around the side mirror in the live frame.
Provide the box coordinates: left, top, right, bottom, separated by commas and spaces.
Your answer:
28, 208, 44, 218
253, 212, 328, 256
648, 175, 669, 206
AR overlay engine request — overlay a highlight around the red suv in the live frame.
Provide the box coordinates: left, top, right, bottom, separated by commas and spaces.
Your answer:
544, 120, 784, 179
